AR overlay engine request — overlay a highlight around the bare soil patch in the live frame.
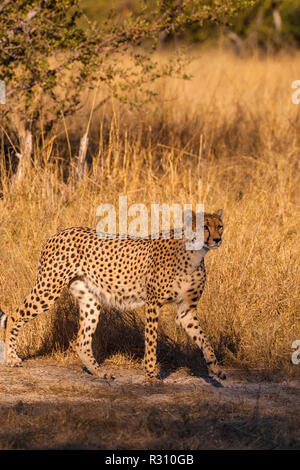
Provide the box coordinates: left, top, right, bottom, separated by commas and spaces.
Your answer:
0, 358, 299, 450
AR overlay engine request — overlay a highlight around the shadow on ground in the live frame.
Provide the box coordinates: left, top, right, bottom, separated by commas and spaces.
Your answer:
25, 296, 227, 382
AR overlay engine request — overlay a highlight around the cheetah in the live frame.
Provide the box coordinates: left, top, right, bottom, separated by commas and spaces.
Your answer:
1, 209, 225, 382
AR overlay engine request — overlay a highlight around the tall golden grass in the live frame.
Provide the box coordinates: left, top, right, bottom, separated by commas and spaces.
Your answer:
0, 49, 299, 372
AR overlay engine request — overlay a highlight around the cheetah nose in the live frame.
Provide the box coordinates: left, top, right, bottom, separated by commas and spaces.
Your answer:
213, 238, 221, 243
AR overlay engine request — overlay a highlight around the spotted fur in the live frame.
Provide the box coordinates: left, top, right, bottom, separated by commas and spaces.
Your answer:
4, 209, 225, 382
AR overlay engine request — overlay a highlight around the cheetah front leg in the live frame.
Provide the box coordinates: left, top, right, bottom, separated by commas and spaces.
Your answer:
176, 304, 226, 380
144, 302, 160, 383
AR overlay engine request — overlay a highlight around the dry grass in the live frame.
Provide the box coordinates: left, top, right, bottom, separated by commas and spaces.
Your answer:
0, 48, 299, 373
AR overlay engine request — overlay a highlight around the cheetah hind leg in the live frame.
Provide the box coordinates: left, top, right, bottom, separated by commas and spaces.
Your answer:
5, 282, 65, 367
69, 279, 114, 380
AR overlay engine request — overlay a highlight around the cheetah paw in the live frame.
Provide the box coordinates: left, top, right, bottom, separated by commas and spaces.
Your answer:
145, 375, 160, 385
208, 367, 226, 381
6, 356, 23, 367
103, 372, 115, 380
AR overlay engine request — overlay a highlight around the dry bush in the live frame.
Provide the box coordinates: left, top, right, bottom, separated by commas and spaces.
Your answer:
0, 49, 299, 372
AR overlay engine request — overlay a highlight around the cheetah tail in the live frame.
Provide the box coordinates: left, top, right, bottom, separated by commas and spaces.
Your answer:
0, 309, 7, 329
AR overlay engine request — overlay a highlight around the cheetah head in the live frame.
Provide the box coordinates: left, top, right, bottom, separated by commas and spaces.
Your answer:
203, 209, 224, 250
186, 208, 224, 251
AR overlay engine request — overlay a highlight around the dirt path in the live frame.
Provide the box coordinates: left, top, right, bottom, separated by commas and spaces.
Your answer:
0, 359, 300, 449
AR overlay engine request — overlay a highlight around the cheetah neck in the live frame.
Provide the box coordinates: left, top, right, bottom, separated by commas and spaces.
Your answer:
190, 246, 209, 269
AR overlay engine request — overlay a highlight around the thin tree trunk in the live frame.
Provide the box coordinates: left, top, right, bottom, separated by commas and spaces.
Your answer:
273, 7, 282, 33
12, 129, 32, 186
227, 31, 244, 54
75, 132, 89, 181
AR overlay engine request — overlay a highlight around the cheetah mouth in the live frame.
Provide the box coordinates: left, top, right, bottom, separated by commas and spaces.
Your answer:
204, 241, 222, 250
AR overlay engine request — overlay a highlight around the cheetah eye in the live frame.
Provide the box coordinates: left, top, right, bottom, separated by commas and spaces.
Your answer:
204, 225, 208, 230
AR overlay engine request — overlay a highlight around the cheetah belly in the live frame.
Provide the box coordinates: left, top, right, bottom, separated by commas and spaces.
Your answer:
86, 279, 147, 311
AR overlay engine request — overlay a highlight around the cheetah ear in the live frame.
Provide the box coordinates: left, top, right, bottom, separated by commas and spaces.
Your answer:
216, 209, 224, 219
